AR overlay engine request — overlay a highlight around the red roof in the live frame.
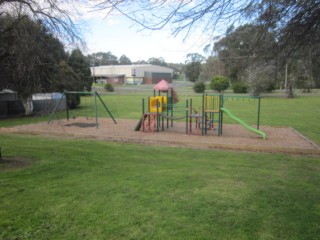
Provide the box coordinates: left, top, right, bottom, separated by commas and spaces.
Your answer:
153, 80, 172, 91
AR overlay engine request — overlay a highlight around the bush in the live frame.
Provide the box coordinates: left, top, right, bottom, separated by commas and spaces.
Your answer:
232, 82, 248, 93
66, 93, 80, 109
193, 82, 206, 93
104, 83, 114, 92
210, 76, 229, 92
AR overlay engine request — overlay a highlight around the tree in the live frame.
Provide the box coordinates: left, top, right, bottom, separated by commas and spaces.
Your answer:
96, 0, 320, 61
184, 52, 204, 82
193, 82, 206, 93
148, 57, 167, 66
96, 1, 320, 97
184, 61, 201, 83
119, 55, 132, 65
0, 0, 82, 44
214, 24, 276, 83
186, 53, 205, 63
247, 61, 277, 96
68, 49, 92, 91
201, 56, 225, 81
210, 76, 229, 93
0, 15, 70, 115
88, 52, 119, 66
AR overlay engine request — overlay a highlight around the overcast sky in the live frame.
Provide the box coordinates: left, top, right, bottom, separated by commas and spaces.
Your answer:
82, 12, 211, 64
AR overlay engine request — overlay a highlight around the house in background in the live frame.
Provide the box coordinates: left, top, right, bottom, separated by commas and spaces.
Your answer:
91, 64, 174, 85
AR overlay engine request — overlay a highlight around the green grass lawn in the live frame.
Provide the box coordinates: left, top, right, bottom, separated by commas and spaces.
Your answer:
1, 90, 320, 239
1, 134, 320, 239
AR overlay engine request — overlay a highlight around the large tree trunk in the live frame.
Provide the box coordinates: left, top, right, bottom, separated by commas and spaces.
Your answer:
286, 81, 295, 98
21, 96, 33, 115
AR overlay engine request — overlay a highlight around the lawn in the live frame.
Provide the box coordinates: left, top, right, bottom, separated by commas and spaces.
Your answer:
0, 89, 320, 239
1, 134, 320, 239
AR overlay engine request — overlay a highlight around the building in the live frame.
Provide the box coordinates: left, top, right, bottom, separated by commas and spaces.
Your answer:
0, 89, 23, 117
91, 64, 174, 85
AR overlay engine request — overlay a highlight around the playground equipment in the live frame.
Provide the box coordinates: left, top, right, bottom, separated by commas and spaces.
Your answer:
196, 94, 266, 139
221, 107, 266, 139
48, 91, 117, 128
135, 81, 266, 139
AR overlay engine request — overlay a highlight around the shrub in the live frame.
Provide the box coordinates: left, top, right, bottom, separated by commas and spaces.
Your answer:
104, 83, 114, 92
232, 82, 248, 93
210, 75, 229, 92
193, 82, 206, 93
66, 93, 80, 109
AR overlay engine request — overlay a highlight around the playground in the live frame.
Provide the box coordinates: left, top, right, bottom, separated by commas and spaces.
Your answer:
2, 117, 319, 155
1, 82, 319, 155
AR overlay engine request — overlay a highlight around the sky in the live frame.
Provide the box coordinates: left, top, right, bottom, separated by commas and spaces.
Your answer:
82, 13, 211, 64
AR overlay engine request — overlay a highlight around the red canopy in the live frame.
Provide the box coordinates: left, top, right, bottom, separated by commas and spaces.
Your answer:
153, 79, 172, 91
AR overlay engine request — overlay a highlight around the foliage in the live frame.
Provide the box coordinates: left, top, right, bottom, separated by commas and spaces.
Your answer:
104, 83, 115, 92
193, 82, 206, 93
232, 82, 248, 93
0, 15, 66, 95
96, 1, 320, 97
186, 53, 205, 63
119, 55, 132, 65
210, 76, 229, 92
97, 0, 320, 61
68, 49, 92, 91
201, 56, 225, 81
184, 61, 201, 82
0, 0, 82, 44
148, 57, 168, 66
214, 24, 276, 83
247, 61, 277, 96
0, 15, 71, 114
66, 93, 81, 109
54, 61, 80, 92
87, 51, 119, 66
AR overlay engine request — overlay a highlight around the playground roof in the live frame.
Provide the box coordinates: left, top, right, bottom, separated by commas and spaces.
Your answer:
153, 79, 172, 91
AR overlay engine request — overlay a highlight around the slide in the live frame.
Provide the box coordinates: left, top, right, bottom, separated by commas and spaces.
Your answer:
220, 107, 267, 140
134, 116, 144, 131
134, 114, 149, 131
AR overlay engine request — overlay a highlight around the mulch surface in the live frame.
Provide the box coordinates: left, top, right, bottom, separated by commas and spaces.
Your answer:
1, 117, 320, 155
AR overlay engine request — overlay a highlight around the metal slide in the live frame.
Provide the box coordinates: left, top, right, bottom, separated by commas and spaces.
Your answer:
220, 107, 267, 140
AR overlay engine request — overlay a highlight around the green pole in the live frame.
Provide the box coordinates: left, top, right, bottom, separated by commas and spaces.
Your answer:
219, 94, 223, 136
148, 97, 150, 130
202, 94, 205, 135
156, 99, 159, 132
257, 96, 261, 130
162, 96, 164, 131
189, 98, 192, 134
95, 92, 117, 124
47, 90, 66, 124
167, 90, 169, 128
94, 92, 98, 128
171, 95, 174, 127
66, 92, 70, 121
186, 99, 189, 134
142, 98, 145, 132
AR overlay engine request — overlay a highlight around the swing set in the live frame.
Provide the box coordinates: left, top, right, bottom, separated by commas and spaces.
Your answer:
48, 91, 117, 128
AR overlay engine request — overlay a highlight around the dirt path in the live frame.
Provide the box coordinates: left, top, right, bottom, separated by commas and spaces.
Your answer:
1, 118, 319, 155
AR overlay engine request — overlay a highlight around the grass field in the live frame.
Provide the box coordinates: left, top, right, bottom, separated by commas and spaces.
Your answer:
1, 89, 320, 239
